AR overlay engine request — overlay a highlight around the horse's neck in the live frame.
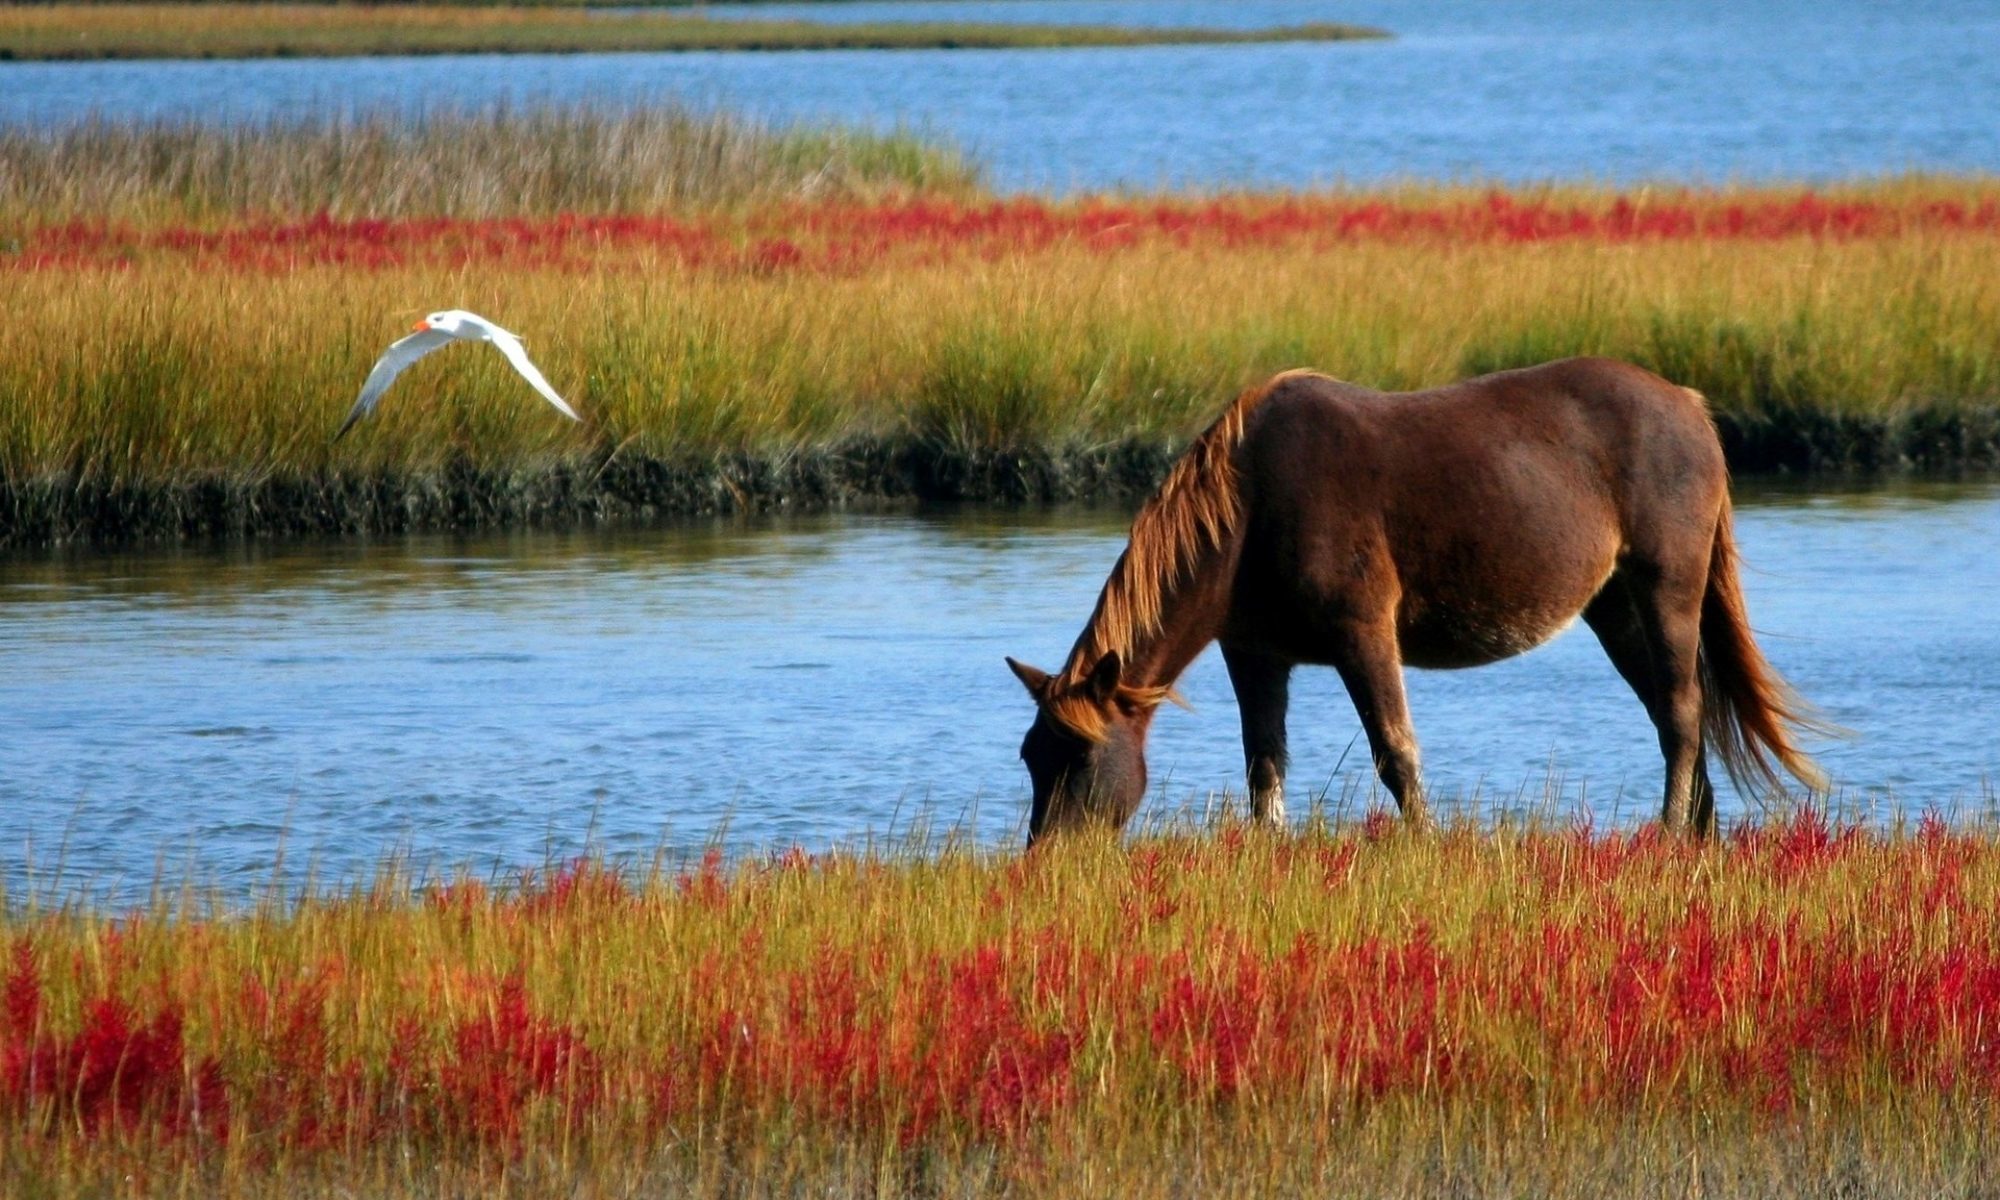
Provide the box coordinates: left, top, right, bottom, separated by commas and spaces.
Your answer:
1066, 536, 1235, 693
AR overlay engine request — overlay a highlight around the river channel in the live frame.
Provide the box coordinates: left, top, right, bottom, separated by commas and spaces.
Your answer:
5, 479, 1997, 902
5, 0, 1997, 190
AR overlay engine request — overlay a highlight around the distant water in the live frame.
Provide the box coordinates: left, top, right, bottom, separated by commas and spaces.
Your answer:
3, 0, 1997, 189
5, 481, 1999, 904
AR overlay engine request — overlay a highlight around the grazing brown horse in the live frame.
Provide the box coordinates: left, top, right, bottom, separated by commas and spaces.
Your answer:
1008, 357, 1825, 843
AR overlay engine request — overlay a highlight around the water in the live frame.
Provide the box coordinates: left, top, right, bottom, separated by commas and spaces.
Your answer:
5, 0, 1998, 189
5, 480, 1998, 901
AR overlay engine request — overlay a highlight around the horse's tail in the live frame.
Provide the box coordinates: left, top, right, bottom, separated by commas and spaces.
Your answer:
1698, 497, 1829, 800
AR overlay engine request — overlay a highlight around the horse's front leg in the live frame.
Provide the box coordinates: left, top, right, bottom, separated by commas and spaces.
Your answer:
1331, 621, 1434, 831
1222, 645, 1292, 826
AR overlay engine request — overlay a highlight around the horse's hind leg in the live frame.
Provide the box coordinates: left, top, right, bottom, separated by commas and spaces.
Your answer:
1331, 621, 1433, 830
1583, 570, 1716, 835
1223, 645, 1292, 825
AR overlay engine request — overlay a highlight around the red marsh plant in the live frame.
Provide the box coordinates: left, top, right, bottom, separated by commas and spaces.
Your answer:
13, 188, 2000, 274
6, 813, 2000, 1196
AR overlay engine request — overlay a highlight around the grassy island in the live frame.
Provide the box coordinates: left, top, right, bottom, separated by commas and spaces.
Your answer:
0, 4, 1389, 60
2, 108, 1999, 545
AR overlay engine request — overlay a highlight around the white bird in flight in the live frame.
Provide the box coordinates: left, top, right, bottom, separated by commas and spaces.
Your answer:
336, 309, 580, 440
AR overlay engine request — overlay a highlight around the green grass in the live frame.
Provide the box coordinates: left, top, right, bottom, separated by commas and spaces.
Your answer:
0, 3, 1389, 60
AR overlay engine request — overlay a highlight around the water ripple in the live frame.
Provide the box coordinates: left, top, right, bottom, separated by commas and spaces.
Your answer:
4, 485, 2000, 902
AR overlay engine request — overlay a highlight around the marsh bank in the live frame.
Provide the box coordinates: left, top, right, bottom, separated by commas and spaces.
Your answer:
12, 409, 2000, 547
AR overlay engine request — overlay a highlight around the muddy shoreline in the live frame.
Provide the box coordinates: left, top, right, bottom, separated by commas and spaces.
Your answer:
8, 410, 2000, 548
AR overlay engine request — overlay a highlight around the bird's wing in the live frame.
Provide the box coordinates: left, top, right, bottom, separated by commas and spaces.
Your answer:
485, 328, 580, 421
335, 328, 458, 440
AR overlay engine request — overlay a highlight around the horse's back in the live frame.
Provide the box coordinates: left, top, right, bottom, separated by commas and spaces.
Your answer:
1231, 358, 1727, 667
1243, 356, 1724, 524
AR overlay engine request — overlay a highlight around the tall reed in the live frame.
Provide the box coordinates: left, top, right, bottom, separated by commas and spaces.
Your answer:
0, 106, 982, 224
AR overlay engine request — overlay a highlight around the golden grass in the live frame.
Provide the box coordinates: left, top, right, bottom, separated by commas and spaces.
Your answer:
4, 228, 1997, 486
5, 815, 2000, 1197
3, 123, 1997, 539
0, 3, 1387, 60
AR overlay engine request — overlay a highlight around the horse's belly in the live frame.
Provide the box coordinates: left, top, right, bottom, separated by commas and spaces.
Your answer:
1387, 516, 1620, 669
1398, 605, 1581, 669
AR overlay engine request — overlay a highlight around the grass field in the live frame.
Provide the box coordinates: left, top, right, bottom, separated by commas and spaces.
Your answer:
5, 812, 2000, 1197
0, 4, 1387, 60
6, 185, 1998, 467
4, 111, 2000, 542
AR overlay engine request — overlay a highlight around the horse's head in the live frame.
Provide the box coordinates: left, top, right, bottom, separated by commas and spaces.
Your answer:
1006, 652, 1154, 845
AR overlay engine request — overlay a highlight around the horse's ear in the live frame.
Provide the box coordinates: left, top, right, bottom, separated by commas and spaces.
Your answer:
1006, 657, 1051, 697
1083, 651, 1123, 703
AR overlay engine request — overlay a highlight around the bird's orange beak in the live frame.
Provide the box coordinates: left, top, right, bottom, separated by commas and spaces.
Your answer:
411, 318, 431, 332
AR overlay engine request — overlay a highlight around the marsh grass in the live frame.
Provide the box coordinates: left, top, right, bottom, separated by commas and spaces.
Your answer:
5, 157, 2000, 540
6, 813, 2000, 1197
5, 233, 1998, 475
0, 106, 983, 223
0, 4, 1388, 61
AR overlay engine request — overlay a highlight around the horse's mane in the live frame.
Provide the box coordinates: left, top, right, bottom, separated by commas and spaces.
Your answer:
1046, 370, 1312, 740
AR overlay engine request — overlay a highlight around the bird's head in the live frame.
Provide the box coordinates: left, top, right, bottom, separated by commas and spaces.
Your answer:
413, 310, 483, 338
